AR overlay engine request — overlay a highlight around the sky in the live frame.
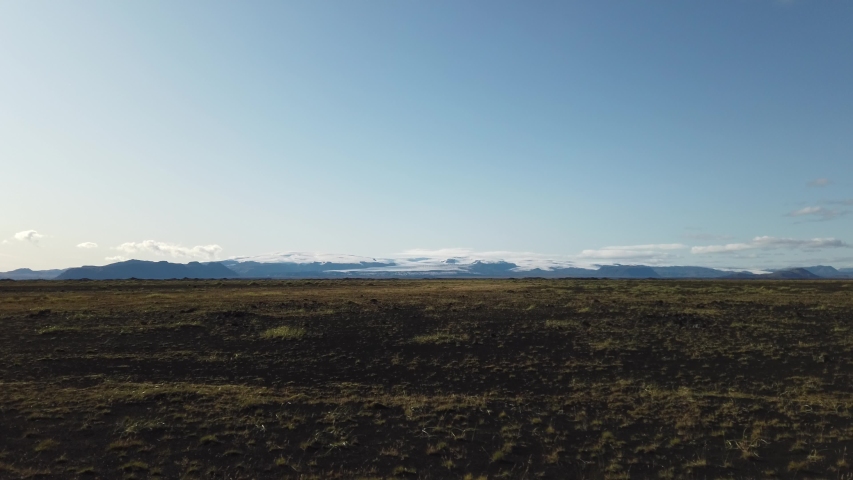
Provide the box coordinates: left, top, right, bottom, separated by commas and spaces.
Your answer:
2, 1, 852, 271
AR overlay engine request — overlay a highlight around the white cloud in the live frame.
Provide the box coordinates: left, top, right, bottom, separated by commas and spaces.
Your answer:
115, 240, 223, 260
808, 178, 831, 187
232, 252, 385, 264
105, 256, 127, 262
786, 206, 846, 221
578, 244, 687, 262
76, 242, 98, 249
692, 236, 849, 254
752, 236, 848, 249
690, 243, 753, 254
336, 245, 685, 270
228, 242, 853, 273
788, 206, 822, 217
235, 249, 581, 271
396, 248, 578, 270
682, 232, 734, 241
14, 230, 44, 244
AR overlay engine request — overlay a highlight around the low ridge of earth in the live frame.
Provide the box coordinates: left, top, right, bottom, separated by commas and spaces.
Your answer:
2, 279, 853, 479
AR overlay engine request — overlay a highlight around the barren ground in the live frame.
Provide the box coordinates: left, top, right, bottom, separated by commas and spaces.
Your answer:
1, 279, 853, 479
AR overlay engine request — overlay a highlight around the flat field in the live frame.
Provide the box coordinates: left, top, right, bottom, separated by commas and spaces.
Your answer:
1, 279, 853, 479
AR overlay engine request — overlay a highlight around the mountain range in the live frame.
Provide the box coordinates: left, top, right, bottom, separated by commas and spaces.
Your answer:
1, 260, 852, 281
0, 268, 67, 280
54, 260, 238, 280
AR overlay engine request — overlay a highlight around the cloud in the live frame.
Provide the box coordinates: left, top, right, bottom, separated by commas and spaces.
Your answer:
230, 242, 853, 273
232, 252, 385, 265
105, 256, 127, 262
690, 243, 753, 254
115, 240, 223, 260
391, 245, 686, 269
76, 242, 98, 249
692, 236, 849, 254
809, 178, 831, 187
788, 206, 822, 216
578, 244, 687, 264
786, 206, 847, 221
232, 249, 580, 272
14, 230, 44, 244
752, 236, 848, 249
682, 232, 734, 241
243, 247, 696, 274
396, 248, 579, 271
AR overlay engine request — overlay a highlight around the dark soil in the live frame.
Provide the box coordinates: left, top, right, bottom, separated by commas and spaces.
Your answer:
1, 279, 853, 479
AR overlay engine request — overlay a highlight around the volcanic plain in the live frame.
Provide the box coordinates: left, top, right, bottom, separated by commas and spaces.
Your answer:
1, 279, 853, 479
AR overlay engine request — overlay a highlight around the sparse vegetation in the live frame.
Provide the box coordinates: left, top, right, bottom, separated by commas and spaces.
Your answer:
34, 439, 58, 452
411, 332, 468, 344
37, 325, 81, 335
1, 278, 852, 477
260, 325, 306, 340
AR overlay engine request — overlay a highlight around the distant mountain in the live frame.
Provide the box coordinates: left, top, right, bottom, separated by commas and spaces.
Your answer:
803, 265, 850, 278
518, 267, 598, 278
594, 265, 660, 278
534, 265, 746, 279
724, 271, 761, 279
0, 268, 65, 280
220, 260, 391, 278
57, 260, 239, 280
650, 266, 732, 278
725, 268, 822, 280
9, 257, 851, 281
764, 266, 851, 278
220, 260, 650, 279
765, 268, 821, 279
463, 261, 518, 276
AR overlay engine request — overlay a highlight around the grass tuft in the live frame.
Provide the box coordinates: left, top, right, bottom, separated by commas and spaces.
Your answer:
412, 332, 468, 344
34, 439, 58, 452
261, 326, 306, 340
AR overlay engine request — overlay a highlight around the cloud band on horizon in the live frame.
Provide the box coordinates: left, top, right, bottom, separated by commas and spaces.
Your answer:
691, 236, 849, 254
115, 240, 223, 260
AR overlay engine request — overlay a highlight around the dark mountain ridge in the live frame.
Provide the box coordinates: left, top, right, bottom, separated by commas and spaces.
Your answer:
57, 260, 238, 280
803, 265, 839, 277
0, 268, 66, 280
650, 266, 731, 278
4, 259, 850, 280
220, 260, 391, 278
724, 268, 823, 280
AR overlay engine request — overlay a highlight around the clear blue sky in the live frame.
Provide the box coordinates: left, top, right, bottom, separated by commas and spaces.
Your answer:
2, 1, 852, 271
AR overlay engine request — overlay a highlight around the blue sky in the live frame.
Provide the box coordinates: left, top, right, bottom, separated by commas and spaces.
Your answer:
2, 1, 852, 271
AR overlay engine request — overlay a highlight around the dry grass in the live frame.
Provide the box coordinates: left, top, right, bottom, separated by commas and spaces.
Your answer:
1, 278, 852, 477
260, 325, 306, 339
411, 332, 469, 344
